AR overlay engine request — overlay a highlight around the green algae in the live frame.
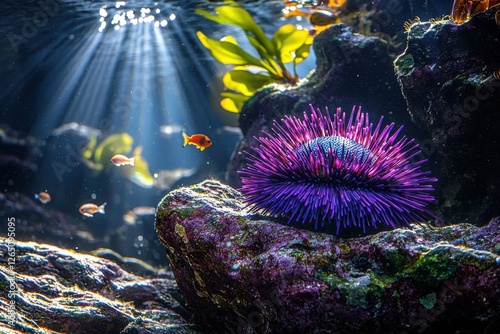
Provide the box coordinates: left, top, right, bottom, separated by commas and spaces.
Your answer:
399, 246, 460, 287
315, 267, 345, 290
419, 292, 437, 310
382, 248, 413, 274
398, 245, 497, 287
339, 274, 386, 309
315, 267, 388, 310
314, 241, 498, 310
394, 53, 414, 76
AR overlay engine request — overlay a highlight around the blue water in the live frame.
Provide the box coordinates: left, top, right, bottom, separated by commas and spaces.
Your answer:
0, 0, 316, 263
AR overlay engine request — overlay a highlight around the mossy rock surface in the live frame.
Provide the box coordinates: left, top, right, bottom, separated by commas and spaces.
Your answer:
156, 179, 500, 334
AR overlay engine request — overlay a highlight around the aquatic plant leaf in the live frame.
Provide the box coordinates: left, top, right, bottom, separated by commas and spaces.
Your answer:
293, 35, 314, 65
123, 146, 154, 188
223, 69, 275, 96
81, 132, 98, 159
196, 5, 311, 113
127, 155, 154, 188
220, 92, 250, 113
93, 133, 133, 167
197, 31, 264, 67
195, 6, 275, 55
273, 24, 311, 63
245, 35, 283, 77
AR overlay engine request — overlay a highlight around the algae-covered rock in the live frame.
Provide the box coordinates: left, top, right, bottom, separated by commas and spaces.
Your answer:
156, 180, 500, 334
0, 240, 199, 333
394, 6, 500, 224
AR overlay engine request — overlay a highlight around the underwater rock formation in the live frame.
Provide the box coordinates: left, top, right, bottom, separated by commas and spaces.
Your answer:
394, 5, 500, 224
0, 240, 199, 333
0, 191, 102, 251
0, 127, 40, 191
156, 180, 500, 334
226, 23, 424, 188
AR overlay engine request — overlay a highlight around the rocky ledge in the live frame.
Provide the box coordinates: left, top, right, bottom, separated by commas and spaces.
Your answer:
394, 5, 500, 223
156, 180, 500, 334
0, 240, 199, 333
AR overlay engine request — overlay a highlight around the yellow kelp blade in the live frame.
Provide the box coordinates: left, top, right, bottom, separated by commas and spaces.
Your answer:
220, 92, 251, 113
273, 24, 311, 64
222, 69, 275, 96
81, 132, 98, 159
196, 31, 264, 67
123, 147, 154, 188
195, 6, 275, 55
93, 133, 134, 168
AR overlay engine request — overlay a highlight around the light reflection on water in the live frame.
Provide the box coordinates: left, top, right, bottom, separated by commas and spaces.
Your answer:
0, 0, 316, 263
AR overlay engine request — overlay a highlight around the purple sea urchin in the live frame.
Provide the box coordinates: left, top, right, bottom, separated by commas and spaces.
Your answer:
239, 105, 438, 235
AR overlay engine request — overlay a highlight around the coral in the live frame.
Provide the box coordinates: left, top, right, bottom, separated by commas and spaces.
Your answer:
155, 180, 500, 334
239, 105, 437, 235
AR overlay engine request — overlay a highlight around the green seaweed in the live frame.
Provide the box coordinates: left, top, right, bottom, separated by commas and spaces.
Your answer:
399, 246, 460, 287
196, 5, 312, 112
396, 245, 497, 287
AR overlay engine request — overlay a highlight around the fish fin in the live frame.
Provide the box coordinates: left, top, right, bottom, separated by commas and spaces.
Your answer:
200, 146, 205, 151
83, 213, 93, 217
99, 202, 107, 214
129, 157, 135, 167
182, 132, 189, 147
34, 194, 39, 200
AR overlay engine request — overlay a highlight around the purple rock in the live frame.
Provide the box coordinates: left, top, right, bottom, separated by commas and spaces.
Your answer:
156, 180, 500, 333
394, 6, 500, 224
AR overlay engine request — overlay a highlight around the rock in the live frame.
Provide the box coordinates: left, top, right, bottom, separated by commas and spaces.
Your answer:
394, 6, 500, 224
0, 191, 102, 252
0, 127, 40, 191
0, 239, 200, 333
226, 23, 427, 188
156, 179, 500, 334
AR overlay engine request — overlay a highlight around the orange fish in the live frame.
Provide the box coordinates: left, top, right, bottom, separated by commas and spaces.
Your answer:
79, 202, 106, 217
35, 191, 51, 204
182, 132, 212, 151
494, 67, 500, 80
111, 154, 135, 166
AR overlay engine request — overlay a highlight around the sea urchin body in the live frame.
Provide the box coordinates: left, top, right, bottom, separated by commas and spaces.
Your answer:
239, 105, 438, 235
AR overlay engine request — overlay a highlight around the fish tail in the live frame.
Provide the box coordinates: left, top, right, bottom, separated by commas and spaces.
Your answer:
99, 202, 107, 214
182, 132, 189, 147
129, 157, 135, 167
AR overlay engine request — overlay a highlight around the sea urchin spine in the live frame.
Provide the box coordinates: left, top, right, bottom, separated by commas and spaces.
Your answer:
239, 105, 438, 235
